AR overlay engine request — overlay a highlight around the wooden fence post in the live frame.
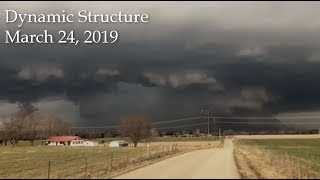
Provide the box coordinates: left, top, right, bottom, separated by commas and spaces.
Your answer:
110, 152, 113, 169
157, 146, 159, 157
127, 151, 129, 164
85, 153, 88, 177
47, 161, 51, 179
162, 144, 164, 155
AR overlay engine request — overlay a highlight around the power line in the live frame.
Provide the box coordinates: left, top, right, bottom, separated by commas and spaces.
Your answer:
71, 116, 202, 129
71, 125, 118, 129
70, 115, 320, 129
71, 121, 320, 130
71, 121, 205, 130
153, 116, 201, 124
155, 122, 208, 130
155, 121, 320, 130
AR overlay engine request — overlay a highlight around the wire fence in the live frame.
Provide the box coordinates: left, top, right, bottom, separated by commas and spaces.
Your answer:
0, 144, 179, 179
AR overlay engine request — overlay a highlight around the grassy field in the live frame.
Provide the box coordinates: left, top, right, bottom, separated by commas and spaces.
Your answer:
238, 138, 320, 176
0, 145, 148, 178
240, 139, 320, 164
0, 137, 219, 178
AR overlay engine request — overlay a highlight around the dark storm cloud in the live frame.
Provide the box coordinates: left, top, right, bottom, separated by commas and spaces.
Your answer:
1, 2, 320, 128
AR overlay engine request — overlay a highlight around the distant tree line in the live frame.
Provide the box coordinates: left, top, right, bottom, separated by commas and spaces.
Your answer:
222, 128, 320, 136
4, 105, 315, 148
0, 104, 71, 147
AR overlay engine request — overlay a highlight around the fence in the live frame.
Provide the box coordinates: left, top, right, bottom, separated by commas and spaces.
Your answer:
49, 143, 179, 179
0, 143, 179, 179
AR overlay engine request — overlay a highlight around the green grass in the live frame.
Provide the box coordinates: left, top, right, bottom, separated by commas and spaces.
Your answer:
239, 139, 320, 171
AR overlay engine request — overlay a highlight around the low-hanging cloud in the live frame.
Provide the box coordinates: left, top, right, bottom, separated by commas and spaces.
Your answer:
17, 66, 64, 82
0, 2, 320, 128
144, 72, 217, 88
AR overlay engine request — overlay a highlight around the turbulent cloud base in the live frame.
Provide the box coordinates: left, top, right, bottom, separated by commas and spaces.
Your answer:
1, 2, 320, 129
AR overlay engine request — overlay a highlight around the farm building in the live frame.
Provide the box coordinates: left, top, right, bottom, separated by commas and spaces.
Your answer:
46, 136, 98, 146
109, 140, 129, 147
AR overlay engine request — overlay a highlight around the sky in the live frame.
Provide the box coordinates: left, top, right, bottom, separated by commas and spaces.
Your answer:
1, 2, 320, 130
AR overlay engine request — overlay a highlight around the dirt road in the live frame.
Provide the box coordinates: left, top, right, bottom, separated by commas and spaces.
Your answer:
113, 139, 240, 179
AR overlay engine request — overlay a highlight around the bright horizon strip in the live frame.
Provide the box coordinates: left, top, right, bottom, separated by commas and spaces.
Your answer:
213, 116, 320, 119
215, 122, 320, 124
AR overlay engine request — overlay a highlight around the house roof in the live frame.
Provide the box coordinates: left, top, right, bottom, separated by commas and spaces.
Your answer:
47, 136, 81, 142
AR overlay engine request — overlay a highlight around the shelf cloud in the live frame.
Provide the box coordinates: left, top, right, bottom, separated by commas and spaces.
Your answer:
1, 2, 320, 128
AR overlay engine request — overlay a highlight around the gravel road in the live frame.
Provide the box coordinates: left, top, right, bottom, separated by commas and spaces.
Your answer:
114, 139, 240, 179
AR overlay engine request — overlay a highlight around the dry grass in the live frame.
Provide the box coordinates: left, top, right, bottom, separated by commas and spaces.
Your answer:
146, 140, 221, 152
233, 139, 320, 179
233, 146, 259, 179
0, 140, 220, 179
0, 145, 143, 178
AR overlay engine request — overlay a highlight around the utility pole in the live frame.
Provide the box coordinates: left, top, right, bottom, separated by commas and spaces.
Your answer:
200, 108, 210, 136
213, 117, 216, 133
208, 111, 210, 136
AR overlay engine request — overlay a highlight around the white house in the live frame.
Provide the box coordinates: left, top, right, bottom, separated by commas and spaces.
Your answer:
109, 140, 129, 147
46, 136, 98, 147
46, 136, 81, 146
71, 139, 98, 147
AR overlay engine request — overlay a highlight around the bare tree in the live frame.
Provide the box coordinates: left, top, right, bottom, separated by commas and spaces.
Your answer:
1, 104, 72, 147
0, 123, 6, 145
195, 129, 201, 137
24, 113, 42, 146
119, 114, 154, 147
150, 128, 159, 137
3, 104, 38, 147
44, 114, 71, 137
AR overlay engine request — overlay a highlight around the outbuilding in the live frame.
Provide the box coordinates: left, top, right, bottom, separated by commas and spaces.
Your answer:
109, 140, 129, 147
